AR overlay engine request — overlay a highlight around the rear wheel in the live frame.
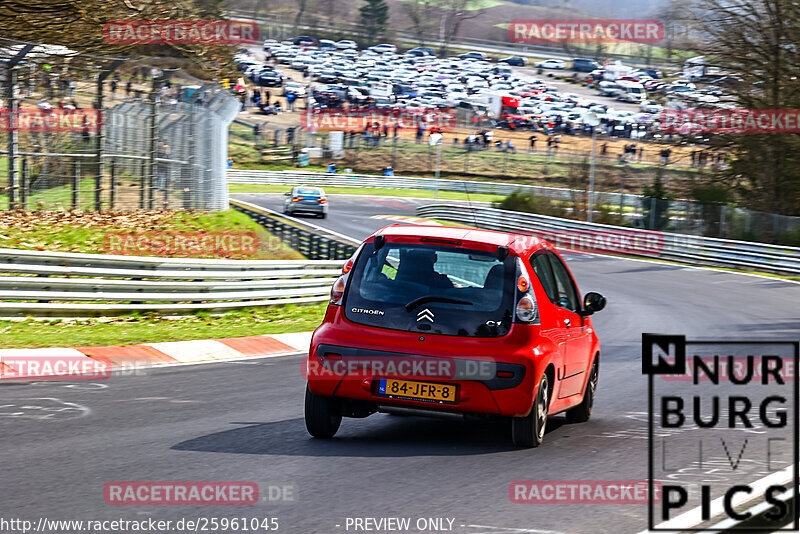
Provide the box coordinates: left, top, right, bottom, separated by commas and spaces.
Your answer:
511, 373, 549, 448
566, 358, 598, 424
304, 385, 342, 438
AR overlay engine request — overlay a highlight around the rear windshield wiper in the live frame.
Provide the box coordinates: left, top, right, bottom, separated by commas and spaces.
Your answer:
405, 296, 474, 312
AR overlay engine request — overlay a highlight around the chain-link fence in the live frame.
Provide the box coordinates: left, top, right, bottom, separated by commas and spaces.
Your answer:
1, 39, 240, 211
102, 84, 240, 210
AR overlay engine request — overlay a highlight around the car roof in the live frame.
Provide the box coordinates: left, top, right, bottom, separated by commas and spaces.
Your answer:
371, 224, 549, 254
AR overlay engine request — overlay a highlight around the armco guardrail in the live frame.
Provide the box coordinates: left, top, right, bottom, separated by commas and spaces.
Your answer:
415, 204, 800, 276
230, 199, 360, 259
228, 169, 655, 211
0, 248, 343, 317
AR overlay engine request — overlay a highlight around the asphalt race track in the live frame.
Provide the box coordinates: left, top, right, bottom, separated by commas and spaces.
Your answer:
2, 193, 798, 534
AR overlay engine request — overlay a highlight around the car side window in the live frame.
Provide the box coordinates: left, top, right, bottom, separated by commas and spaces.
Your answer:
530, 252, 558, 304
547, 254, 580, 313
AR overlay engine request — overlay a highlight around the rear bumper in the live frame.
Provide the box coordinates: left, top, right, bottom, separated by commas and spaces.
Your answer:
287, 203, 327, 214
306, 343, 538, 417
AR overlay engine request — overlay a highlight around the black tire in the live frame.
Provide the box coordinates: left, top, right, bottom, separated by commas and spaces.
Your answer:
304, 385, 341, 438
566, 358, 598, 424
320, 212, 327, 219
511, 373, 549, 448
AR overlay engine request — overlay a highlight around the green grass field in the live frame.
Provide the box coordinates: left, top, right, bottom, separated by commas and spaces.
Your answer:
0, 303, 327, 348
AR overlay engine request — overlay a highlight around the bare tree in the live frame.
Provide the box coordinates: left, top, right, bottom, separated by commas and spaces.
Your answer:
402, 0, 438, 44
437, 0, 486, 55
688, 0, 800, 216
0, 0, 235, 76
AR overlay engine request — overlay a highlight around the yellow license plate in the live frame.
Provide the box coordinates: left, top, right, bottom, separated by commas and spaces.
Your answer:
377, 378, 456, 403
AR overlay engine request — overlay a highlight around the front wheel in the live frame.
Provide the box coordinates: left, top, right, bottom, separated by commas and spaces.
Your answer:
304, 385, 342, 438
511, 373, 549, 448
566, 358, 598, 423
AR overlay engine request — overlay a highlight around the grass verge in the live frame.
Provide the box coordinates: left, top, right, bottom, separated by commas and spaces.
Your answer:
0, 209, 303, 259
1, 303, 327, 349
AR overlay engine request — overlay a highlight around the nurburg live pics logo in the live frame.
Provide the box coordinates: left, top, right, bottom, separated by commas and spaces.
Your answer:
642, 333, 799, 531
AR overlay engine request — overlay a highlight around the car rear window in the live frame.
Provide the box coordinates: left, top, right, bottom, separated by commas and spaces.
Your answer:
296, 187, 321, 196
345, 242, 515, 337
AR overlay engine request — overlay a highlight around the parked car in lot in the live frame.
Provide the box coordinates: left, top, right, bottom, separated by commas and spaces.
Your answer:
536, 59, 567, 69
640, 99, 664, 113
571, 58, 601, 72
283, 186, 328, 218
262, 39, 280, 52
615, 80, 646, 103
459, 51, 488, 61
498, 56, 526, 66
369, 43, 397, 54
256, 70, 283, 87
639, 68, 663, 79
336, 40, 358, 50
408, 46, 436, 57
293, 35, 317, 46
304, 225, 606, 448
283, 81, 307, 97
319, 39, 337, 51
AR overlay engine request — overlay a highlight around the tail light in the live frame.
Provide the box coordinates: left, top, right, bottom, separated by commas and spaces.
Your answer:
318, 197, 328, 204
330, 276, 346, 304
330, 248, 362, 305
515, 294, 538, 323
514, 258, 540, 324
291, 197, 301, 202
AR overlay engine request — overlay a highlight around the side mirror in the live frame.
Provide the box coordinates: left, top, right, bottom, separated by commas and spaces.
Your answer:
581, 292, 606, 316
284, 192, 292, 197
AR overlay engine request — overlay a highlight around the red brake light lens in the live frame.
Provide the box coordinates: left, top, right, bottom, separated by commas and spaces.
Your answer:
517, 276, 530, 292
342, 259, 354, 274
292, 197, 301, 202
318, 198, 328, 204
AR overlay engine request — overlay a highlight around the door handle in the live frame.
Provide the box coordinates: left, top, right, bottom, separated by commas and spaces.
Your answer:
564, 318, 571, 328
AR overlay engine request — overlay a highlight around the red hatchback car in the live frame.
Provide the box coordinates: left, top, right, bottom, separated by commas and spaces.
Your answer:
304, 225, 606, 447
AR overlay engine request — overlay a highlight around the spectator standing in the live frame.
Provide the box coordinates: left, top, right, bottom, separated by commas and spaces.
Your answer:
109, 79, 117, 99
287, 92, 296, 112
506, 140, 515, 153
125, 81, 132, 97
529, 134, 537, 153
